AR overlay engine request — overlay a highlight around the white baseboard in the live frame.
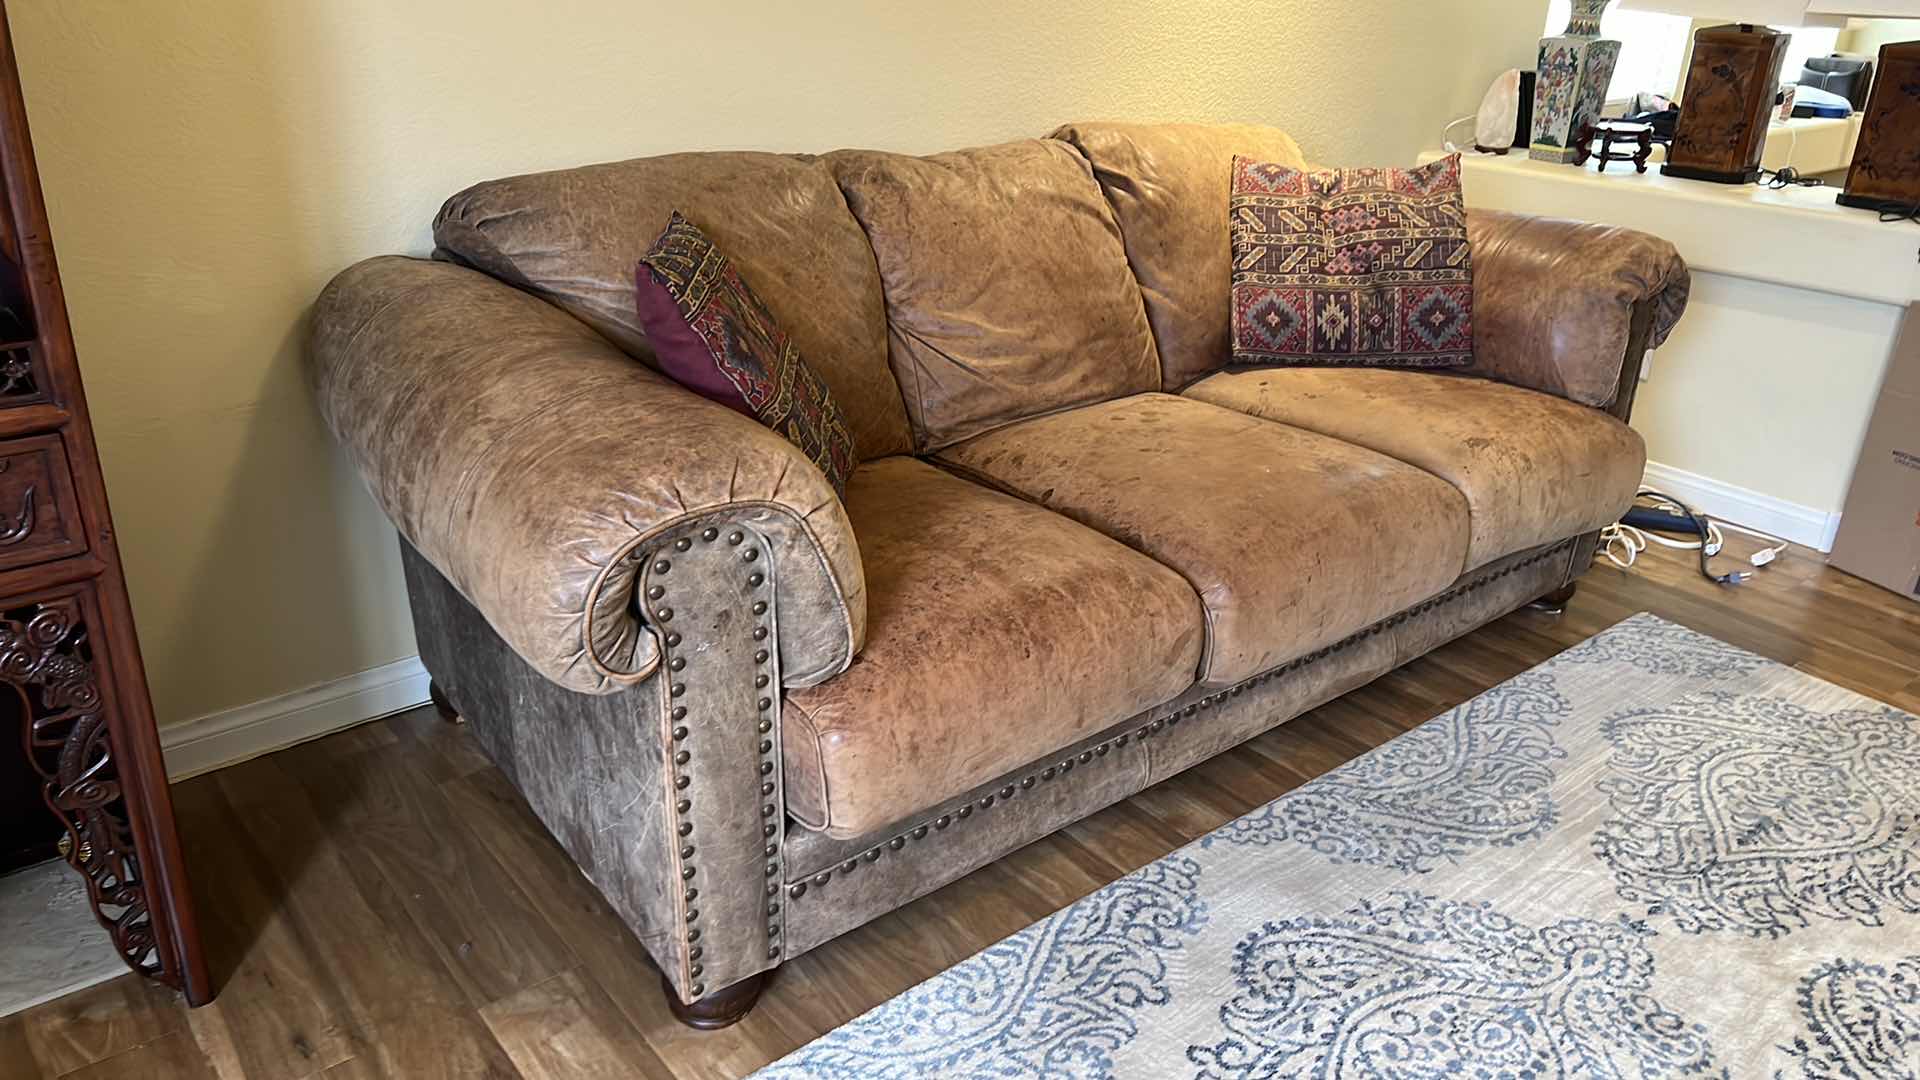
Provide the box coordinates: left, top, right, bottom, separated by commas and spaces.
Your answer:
159, 656, 428, 780
1641, 461, 1843, 553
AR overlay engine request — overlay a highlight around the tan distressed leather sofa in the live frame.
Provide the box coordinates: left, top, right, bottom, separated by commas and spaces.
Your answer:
308, 121, 1688, 1027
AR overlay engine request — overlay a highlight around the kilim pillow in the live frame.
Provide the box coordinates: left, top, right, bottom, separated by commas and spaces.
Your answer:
1228, 154, 1473, 368
636, 211, 856, 495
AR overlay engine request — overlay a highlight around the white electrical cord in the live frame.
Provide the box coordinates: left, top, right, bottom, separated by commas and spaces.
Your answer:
1598, 507, 1790, 571
1442, 114, 1478, 154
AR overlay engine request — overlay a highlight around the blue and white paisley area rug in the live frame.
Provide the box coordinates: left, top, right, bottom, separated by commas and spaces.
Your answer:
754, 613, 1920, 1079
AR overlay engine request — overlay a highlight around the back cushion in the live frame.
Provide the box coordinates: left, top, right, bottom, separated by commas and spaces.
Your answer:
828, 139, 1160, 452
434, 151, 914, 461
1052, 121, 1309, 390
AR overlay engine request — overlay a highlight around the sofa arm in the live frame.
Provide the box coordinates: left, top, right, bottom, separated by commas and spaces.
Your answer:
1464, 209, 1690, 412
307, 256, 866, 694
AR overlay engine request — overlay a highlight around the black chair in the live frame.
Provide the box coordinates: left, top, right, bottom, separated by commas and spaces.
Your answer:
1798, 55, 1874, 111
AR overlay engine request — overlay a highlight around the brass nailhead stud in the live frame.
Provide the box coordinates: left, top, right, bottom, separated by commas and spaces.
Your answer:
678, 822, 692, 837
889, 837, 905, 850
686, 907, 699, 921
691, 983, 705, 995
760, 740, 773, 754
791, 883, 807, 898
766, 882, 779, 896
676, 799, 691, 814
729, 531, 744, 545
690, 945, 702, 959
912, 825, 928, 838
760, 762, 774, 775
670, 657, 685, 671
681, 845, 695, 859
674, 751, 690, 765
674, 538, 691, 552
957, 805, 973, 819
762, 782, 774, 796
670, 684, 686, 699
702, 527, 719, 542
763, 823, 776, 837
688, 928, 701, 942
673, 726, 689, 741
681, 867, 696, 881
758, 719, 773, 734
1001, 785, 1015, 798
759, 697, 773, 711
813, 871, 830, 885
756, 674, 770, 688
1079, 751, 1093, 764
768, 924, 781, 936
675, 776, 690, 790
766, 862, 778, 876
753, 627, 769, 641
842, 859, 858, 873
744, 549, 759, 562
765, 843, 777, 857
656, 608, 674, 622
1095, 745, 1109, 757
768, 945, 781, 959
935, 815, 952, 829
752, 601, 768, 616
864, 848, 880, 862
1042, 767, 1056, 780
647, 586, 665, 601
762, 804, 776, 818
654, 560, 671, 574
672, 706, 687, 721
1020, 776, 1035, 789
768, 902, 780, 916
690, 963, 703, 977
749, 573, 765, 587
979, 795, 994, 808
755, 649, 770, 664
666, 632, 682, 647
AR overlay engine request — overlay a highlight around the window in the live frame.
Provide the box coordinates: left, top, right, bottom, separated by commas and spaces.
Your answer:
1544, 2, 1693, 101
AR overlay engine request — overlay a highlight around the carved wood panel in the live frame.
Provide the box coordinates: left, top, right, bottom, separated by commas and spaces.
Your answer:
6, 594, 172, 986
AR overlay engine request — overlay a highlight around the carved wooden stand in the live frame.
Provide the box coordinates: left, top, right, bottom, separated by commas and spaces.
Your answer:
0, 2, 208, 1004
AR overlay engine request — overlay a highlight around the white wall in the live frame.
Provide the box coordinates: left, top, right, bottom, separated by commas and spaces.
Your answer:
9, 0, 1546, 735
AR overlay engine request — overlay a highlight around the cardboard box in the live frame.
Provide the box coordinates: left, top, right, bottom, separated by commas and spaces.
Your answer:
1828, 304, 1920, 602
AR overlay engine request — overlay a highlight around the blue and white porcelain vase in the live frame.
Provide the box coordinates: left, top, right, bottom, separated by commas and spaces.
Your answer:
1530, 0, 1622, 163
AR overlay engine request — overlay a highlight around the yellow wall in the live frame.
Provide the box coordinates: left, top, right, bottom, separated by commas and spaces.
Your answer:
9, 0, 1542, 732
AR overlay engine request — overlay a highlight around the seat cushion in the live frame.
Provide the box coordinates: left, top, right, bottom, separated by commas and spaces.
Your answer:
1185, 367, 1645, 570
936, 394, 1471, 687
433, 151, 914, 461
827, 140, 1160, 451
1051, 121, 1309, 390
782, 457, 1203, 839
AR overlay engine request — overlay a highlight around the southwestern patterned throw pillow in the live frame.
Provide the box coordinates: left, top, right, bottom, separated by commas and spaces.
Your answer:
636, 212, 856, 495
1229, 154, 1473, 368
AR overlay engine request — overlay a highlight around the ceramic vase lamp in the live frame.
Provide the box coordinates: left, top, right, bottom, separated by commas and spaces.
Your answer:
1530, 0, 1622, 163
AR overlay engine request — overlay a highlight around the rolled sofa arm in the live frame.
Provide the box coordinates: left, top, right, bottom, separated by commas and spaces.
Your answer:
307, 255, 866, 694
1464, 209, 1690, 411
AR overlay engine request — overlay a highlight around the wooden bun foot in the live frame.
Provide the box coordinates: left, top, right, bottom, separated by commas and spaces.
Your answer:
429, 679, 460, 723
663, 970, 768, 1030
1527, 582, 1577, 614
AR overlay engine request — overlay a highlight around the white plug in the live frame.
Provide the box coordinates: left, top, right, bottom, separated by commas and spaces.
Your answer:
1750, 547, 1778, 567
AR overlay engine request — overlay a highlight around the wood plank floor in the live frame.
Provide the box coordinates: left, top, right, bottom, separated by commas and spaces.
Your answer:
5, 540, 1916, 1079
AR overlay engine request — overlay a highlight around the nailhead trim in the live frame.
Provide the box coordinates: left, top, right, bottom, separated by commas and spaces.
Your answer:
785, 542, 1570, 899
652, 522, 787, 993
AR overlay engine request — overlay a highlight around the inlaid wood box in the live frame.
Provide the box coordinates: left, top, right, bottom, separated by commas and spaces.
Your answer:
1663, 24, 1791, 185
1839, 40, 1920, 213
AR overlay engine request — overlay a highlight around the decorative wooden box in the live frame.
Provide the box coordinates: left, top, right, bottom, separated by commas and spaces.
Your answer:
1839, 40, 1920, 213
1663, 24, 1791, 185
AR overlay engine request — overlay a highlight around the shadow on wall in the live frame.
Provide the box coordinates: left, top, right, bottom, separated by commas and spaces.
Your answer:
13, 0, 418, 733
